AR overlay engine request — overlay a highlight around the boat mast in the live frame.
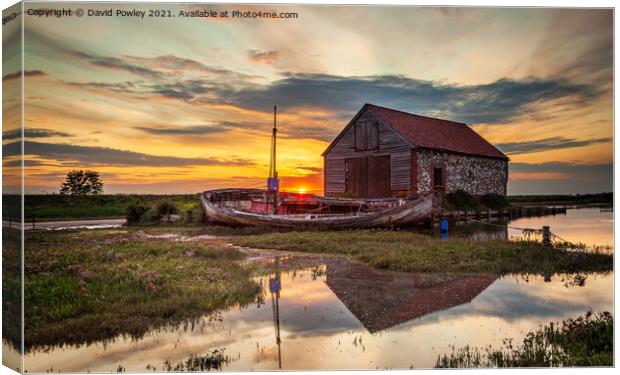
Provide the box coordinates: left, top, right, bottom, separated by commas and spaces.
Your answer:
268, 106, 279, 214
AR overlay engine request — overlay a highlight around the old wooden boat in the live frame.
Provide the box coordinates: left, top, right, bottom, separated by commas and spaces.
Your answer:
201, 188, 434, 229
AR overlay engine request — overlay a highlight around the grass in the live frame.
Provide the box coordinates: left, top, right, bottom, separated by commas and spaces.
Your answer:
3, 194, 201, 221
136, 349, 230, 372
436, 311, 613, 367
229, 230, 613, 274
16, 228, 261, 351
161, 349, 230, 372
2, 228, 22, 351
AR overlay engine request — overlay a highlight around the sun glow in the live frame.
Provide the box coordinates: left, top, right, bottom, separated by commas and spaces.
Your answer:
298, 187, 307, 194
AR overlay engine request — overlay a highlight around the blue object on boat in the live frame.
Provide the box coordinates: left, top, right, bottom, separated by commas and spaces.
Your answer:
440, 219, 449, 232
267, 177, 279, 191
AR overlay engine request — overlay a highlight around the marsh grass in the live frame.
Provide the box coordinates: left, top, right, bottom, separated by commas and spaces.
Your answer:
230, 230, 613, 274
17, 194, 200, 221
2, 228, 22, 348
140, 349, 230, 372
162, 349, 230, 371
436, 311, 613, 367
21, 229, 261, 351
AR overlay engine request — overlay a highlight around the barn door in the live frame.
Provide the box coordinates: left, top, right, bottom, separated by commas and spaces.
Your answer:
368, 156, 391, 198
345, 158, 367, 197
346, 156, 391, 198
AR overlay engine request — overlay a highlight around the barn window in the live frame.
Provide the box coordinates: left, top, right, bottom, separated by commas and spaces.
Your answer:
354, 121, 379, 151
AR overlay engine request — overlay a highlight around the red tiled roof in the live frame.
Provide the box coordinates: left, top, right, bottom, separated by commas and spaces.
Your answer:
366, 103, 508, 160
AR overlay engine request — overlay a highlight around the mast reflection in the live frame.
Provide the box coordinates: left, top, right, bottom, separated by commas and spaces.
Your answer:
269, 256, 282, 369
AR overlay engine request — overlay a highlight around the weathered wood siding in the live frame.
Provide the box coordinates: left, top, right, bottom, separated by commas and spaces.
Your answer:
324, 109, 411, 195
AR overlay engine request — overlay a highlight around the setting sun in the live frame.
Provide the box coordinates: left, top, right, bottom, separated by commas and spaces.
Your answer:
298, 187, 307, 194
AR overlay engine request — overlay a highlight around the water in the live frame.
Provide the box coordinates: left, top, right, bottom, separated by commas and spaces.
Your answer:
450, 207, 613, 248
4, 218, 125, 231
22, 256, 613, 372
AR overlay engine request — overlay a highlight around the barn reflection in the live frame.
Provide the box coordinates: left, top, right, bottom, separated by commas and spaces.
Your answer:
453, 221, 509, 241
322, 259, 497, 332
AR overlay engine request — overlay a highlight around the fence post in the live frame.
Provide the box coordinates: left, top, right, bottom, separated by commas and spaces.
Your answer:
542, 226, 551, 247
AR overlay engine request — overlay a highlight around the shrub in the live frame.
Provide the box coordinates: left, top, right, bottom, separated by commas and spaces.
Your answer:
141, 207, 163, 225
126, 200, 181, 226
181, 204, 204, 224
156, 201, 179, 223
481, 193, 510, 209
125, 202, 149, 225
445, 190, 480, 209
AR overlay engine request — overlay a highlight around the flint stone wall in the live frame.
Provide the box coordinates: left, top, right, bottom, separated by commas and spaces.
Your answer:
417, 149, 508, 196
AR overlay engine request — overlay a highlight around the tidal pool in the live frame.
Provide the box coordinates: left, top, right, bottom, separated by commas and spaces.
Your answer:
450, 207, 613, 248
22, 256, 613, 372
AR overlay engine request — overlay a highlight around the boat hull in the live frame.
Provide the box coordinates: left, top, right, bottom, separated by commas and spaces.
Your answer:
201, 189, 434, 229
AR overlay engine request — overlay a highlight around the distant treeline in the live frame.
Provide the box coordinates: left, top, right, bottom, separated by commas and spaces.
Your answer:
508, 192, 612, 205
3, 194, 201, 221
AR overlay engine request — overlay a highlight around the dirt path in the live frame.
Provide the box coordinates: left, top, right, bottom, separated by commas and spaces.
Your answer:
133, 230, 334, 264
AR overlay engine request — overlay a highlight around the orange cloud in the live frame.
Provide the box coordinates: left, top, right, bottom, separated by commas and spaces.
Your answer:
248, 50, 279, 64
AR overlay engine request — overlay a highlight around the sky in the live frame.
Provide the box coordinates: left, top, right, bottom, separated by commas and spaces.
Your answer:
1, 2, 613, 195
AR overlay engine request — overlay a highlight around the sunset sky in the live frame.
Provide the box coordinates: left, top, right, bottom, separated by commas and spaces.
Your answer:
2, 3, 613, 195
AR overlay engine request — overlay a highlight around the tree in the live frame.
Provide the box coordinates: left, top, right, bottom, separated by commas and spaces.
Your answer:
59, 169, 104, 195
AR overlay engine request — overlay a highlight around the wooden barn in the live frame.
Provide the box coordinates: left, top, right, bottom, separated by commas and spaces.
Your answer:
322, 103, 509, 198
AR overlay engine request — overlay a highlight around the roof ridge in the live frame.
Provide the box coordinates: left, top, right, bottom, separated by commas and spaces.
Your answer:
365, 103, 467, 126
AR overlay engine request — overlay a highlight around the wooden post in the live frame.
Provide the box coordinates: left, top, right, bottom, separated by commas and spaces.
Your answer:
542, 226, 551, 247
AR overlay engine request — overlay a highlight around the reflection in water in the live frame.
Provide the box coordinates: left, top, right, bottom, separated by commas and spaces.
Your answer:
269, 257, 282, 369
445, 207, 613, 248
507, 207, 613, 248
23, 256, 613, 372
451, 222, 508, 241
325, 259, 496, 332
